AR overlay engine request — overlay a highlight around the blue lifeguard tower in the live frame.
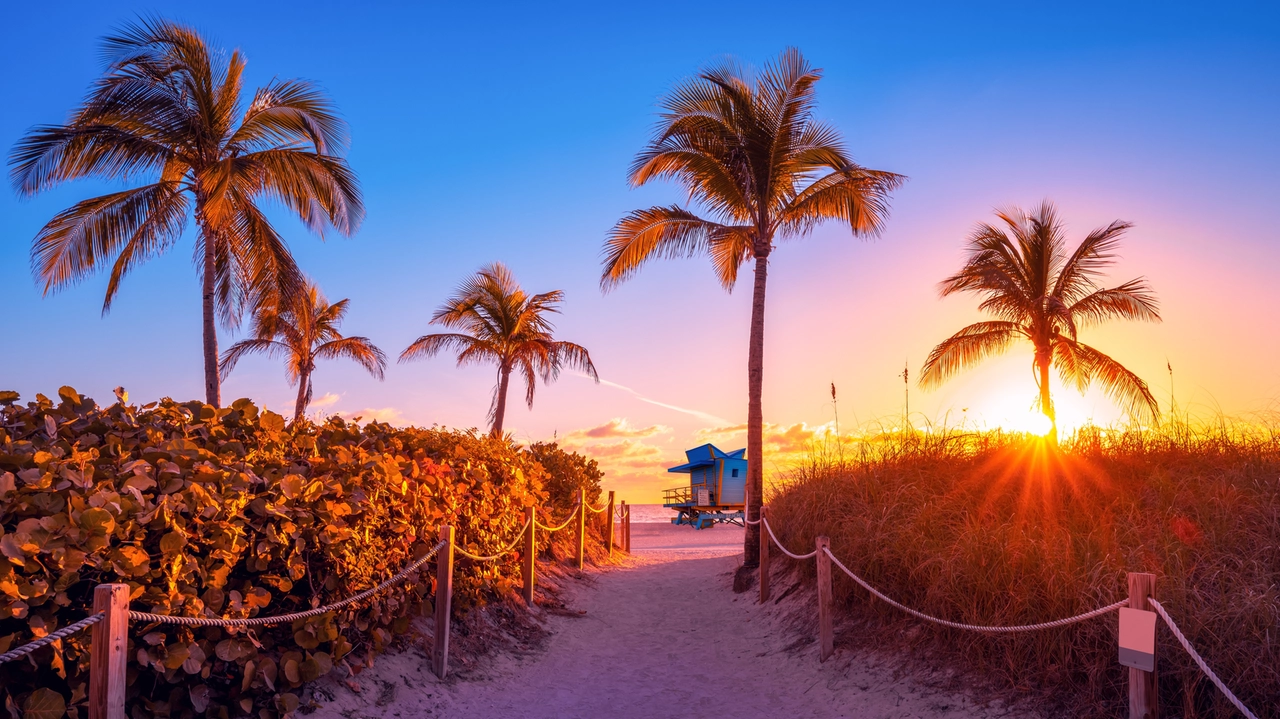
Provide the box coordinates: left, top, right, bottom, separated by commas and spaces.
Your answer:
662, 444, 748, 529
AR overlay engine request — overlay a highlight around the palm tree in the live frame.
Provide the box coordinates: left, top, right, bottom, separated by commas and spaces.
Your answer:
600, 49, 903, 567
399, 263, 598, 437
919, 201, 1161, 443
219, 280, 386, 422
8, 18, 363, 407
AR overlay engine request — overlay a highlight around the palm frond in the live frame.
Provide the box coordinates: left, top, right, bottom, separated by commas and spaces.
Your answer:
29, 182, 187, 296
1068, 278, 1161, 327
919, 321, 1024, 388
399, 333, 490, 364
601, 206, 744, 290
218, 338, 289, 380
314, 337, 386, 380
1052, 219, 1133, 303
1057, 337, 1160, 421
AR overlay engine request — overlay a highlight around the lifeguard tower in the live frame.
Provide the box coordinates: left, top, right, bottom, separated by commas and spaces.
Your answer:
662, 443, 747, 529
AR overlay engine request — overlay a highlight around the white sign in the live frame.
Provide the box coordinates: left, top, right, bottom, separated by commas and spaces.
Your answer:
1118, 607, 1157, 672
696, 488, 710, 506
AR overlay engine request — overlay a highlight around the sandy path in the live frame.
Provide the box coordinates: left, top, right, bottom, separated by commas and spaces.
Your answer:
316, 524, 1019, 719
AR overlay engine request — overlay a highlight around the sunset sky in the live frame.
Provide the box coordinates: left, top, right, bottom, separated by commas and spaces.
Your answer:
3, 2, 1278, 501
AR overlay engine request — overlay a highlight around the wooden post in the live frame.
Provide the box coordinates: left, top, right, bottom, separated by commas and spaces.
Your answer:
618, 500, 625, 552
521, 507, 536, 606
89, 584, 129, 719
576, 489, 586, 569
1127, 572, 1158, 719
605, 490, 615, 556
432, 525, 455, 679
758, 505, 771, 603
624, 503, 631, 553
816, 536, 833, 662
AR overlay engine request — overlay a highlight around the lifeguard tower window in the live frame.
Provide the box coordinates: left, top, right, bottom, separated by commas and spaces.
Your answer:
732, 469, 739, 477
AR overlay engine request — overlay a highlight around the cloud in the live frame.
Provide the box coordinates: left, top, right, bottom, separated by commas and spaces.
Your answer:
335, 407, 404, 425
582, 439, 666, 467
696, 421, 835, 454
564, 418, 671, 441
310, 393, 341, 409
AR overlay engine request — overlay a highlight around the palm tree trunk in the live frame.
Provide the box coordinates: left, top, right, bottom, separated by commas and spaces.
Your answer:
743, 251, 769, 568
491, 364, 512, 438
197, 205, 221, 408
1038, 352, 1057, 445
293, 367, 310, 423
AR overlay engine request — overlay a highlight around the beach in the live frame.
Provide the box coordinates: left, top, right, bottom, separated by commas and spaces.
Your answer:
313, 522, 1018, 719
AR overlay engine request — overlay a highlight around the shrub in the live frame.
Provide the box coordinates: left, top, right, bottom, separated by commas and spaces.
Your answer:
527, 442, 603, 513
0, 388, 582, 718
766, 424, 1280, 718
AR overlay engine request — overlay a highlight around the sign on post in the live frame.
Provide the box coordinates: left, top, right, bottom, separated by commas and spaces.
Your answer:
1119, 607, 1157, 672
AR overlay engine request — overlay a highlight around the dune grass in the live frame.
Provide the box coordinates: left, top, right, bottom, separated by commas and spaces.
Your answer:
765, 419, 1280, 718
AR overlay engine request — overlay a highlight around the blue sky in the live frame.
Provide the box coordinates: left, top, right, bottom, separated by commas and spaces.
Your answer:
3, 2, 1279, 498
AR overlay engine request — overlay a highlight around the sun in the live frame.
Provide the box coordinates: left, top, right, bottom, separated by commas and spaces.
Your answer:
977, 389, 1090, 436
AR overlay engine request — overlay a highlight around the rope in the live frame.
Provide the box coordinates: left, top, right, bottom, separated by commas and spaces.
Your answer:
584, 499, 609, 514
0, 613, 104, 665
823, 546, 1128, 633
536, 504, 580, 532
1148, 599, 1261, 719
761, 516, 818, 560
129, 539, 448, 627
455, 517, 532, 561
744, 514, 761, 525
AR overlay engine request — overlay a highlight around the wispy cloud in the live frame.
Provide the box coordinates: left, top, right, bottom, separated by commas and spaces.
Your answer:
583, 375, 731, 426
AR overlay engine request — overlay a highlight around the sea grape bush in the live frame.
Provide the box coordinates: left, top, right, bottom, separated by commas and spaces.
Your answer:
527, 442, 603, 515
0, 388, 598, 718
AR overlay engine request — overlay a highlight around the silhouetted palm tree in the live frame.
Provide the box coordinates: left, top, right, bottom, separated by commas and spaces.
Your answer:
600, 48, 903, 566
220, 281, 385, 422
8, 18, 363, 406
400, 263, 598, 437
920, 201, 1160, 443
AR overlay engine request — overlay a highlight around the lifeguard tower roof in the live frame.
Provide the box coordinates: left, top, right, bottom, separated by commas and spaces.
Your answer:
667, 443, 746, 473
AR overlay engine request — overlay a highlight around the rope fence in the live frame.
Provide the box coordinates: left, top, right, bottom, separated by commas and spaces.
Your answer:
756, 503, 1268, 719
1149, 599, 1261, 719
0, 612, 104, 665
536, 503, 580, 532
822, 546, 1129, 633
455, 519, 531, 562
130, 539, 449, 627
3, 489, 629, 719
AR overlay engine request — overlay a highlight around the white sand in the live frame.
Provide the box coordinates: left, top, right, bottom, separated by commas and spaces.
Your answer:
312, 523, 1021, 718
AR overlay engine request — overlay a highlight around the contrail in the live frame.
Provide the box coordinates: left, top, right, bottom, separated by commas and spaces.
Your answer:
577, 374, 731, 426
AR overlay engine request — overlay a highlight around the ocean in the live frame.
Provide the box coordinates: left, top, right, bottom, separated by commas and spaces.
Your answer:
623, 503, 680, 524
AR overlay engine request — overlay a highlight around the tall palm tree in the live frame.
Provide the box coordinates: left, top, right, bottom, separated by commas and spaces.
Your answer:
219, 280, 386, 422
399, 263, 598, 437
600, 49, 903, 567
8, 18, 363, 407
919, 201, 1161, 443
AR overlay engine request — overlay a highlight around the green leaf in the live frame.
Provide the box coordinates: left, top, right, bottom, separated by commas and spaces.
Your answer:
22, 688, 66, 719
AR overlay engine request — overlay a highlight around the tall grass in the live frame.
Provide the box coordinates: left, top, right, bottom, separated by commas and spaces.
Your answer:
766, 420, 1280, 718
